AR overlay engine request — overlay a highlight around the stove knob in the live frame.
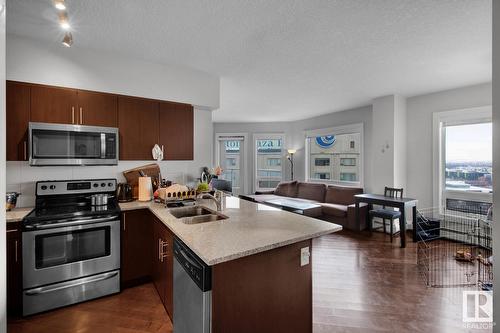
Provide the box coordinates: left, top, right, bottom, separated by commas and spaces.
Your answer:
108, 182, 113, 187
101, 183, 106, 187
49, 185, 56, 190
41, 185, 47, 190
93, 183, 99, 188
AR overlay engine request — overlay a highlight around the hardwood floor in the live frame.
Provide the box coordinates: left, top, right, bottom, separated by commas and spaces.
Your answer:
8, 230, 488, 332
313, 230, 489, 333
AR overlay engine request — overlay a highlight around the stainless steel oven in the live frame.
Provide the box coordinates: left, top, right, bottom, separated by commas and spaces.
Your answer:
22, 179, 121, 316
22, 216, 120, 289
29, 122, 119, 166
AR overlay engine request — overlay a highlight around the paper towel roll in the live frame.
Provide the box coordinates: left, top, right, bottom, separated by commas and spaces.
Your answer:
138, 177, 153, 201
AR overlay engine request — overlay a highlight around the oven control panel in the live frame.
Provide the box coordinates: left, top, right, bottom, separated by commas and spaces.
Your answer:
36, 179, 117, 196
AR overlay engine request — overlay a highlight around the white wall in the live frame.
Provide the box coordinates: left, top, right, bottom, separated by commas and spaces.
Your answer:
0, 1, 6, 332
406, 82, 492, 208
7, 109, 213, 208
7, 34, 220, 109
492, 0, 499, 328
214, 105, 373, 194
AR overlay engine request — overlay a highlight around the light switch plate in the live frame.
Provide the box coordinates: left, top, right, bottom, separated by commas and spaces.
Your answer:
300, 247, 310, 266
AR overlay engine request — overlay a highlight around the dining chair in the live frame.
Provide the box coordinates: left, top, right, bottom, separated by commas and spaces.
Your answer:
369, 187, 404, 243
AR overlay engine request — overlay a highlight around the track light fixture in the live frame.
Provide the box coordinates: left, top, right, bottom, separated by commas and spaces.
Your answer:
58, 12, 70, 30
62, 32, 73, 47
53, 0, 66, 11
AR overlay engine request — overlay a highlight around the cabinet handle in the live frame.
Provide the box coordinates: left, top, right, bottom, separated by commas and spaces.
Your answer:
80, 107, 83, 125
24, 140, 27, 160
15, 240, 18, 263
6, 229, 18, 233
162, 241, 168, 260
123, 214, 126, 231
72, 107, 75, 124
158, 239, 162, 262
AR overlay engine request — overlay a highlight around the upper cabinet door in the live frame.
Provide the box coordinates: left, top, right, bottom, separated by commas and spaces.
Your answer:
118, 96, 159, 160
77, 90, 118, 127
159, 102, 194, 160
7, 81, 30, 161
30, 85, 78, 124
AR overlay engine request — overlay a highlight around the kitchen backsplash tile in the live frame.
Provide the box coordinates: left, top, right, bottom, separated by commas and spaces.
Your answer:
6, 161, 200, 207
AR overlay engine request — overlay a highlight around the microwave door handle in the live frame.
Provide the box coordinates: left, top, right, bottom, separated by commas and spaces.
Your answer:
101, 133, 106, 158
25, 271, 119, 296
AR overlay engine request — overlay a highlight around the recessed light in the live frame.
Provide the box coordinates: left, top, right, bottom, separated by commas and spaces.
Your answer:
58, 12, 70, 30
53, 0, 66, 11
62, 32, 73, 47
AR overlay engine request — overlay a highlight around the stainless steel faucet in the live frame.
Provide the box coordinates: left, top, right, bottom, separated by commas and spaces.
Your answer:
197, 190, 223, 211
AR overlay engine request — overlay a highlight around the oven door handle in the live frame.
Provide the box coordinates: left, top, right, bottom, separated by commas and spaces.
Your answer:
25, 215, 118, 230
25, 271, 119, 296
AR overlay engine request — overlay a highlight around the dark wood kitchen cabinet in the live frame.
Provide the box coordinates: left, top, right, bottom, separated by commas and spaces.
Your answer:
152, 216, 174, 317
121, 210, 153, 288
7, 222, 22, 317
6, 81, 30, 161
118, 96, 160, 160
159, 102, 194, 160
30, 85, 78, 124
76, 90, 118, 127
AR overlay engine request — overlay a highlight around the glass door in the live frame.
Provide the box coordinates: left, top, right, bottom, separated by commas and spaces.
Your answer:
35, 226, 111, 269
217, 136, 245, 195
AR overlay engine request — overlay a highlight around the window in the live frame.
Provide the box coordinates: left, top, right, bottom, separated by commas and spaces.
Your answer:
216, 134, 247, 195
254, 134, 284, 191
433, 107, 492, 212
305, 123, 363, 186
340, 158, 356, 166
315, 158, 330, 166
267, 158, 281, 166
340, 173, 357, 181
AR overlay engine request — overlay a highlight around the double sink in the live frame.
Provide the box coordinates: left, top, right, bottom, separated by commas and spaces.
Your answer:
169, 206, 228, 224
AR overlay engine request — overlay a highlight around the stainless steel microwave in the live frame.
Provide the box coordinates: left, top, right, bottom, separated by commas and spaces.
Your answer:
29, 122, 119, 166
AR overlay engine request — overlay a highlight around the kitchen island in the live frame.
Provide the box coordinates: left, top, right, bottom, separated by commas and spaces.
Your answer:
120, 196, 341, 333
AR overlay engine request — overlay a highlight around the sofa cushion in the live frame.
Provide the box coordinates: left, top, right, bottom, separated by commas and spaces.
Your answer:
297, 182, 326, 202
320, 203, 348, 218
274, 181, 298, 197
325, 185, 363, 205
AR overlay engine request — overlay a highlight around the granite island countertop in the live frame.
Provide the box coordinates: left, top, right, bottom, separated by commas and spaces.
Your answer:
119, 196, 342, 266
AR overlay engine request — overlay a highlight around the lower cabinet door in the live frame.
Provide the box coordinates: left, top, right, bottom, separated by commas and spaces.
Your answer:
152, 219, 167, 305
121, 210, 152, 287
7, 224, 22, 317
152, 217, 174, 318
164, 227, 174, 317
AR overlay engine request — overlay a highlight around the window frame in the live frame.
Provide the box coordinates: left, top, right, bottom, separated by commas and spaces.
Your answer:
215, 133, 249, 195
304, 123, 364, 187
432, 106, 492, 212
253, 133, 285, 192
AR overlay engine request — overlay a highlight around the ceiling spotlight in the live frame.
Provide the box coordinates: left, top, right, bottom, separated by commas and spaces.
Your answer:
53, 0, 66, 11
62, 32, 73, 47
58, 12, 70, 30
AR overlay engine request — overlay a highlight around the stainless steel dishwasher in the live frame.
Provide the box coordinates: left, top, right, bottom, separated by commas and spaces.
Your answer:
173, 237, 212, 333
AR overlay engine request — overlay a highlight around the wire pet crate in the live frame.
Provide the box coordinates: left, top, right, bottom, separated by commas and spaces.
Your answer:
417, 206, 493, 288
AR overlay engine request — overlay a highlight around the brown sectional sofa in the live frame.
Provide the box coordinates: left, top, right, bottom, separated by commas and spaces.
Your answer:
246, 181, 368, 231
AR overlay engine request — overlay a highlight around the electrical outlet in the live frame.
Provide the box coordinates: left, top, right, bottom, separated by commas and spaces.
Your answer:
300, 247, 310, 266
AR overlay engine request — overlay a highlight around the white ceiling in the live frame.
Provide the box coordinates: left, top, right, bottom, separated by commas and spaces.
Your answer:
7, 0, 492, 122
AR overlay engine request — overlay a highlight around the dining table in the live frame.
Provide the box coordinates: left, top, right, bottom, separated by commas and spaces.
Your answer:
354, 193, 418, 248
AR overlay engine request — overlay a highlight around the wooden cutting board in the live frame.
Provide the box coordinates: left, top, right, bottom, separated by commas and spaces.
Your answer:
123, 163, 161, 199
